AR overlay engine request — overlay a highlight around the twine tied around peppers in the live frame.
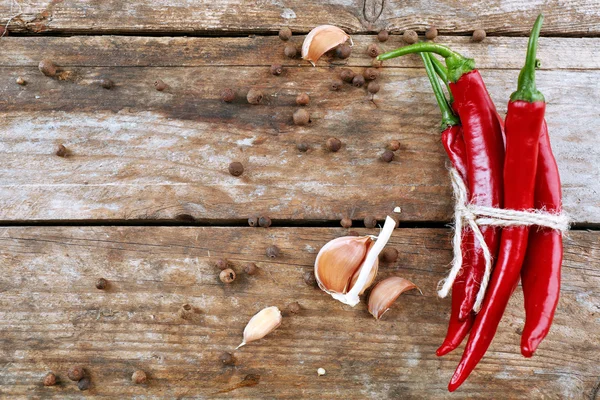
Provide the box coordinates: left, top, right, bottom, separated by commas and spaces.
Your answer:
438, 168, 570, 313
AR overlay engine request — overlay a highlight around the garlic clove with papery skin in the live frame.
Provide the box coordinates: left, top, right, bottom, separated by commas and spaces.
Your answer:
314, 216, 397, 306
302, 25, 352, 66
368, 277, 421, 319
237, 306, 282, 349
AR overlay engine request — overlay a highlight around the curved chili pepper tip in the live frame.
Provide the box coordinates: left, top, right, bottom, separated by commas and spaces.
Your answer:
511, 14, 545, 103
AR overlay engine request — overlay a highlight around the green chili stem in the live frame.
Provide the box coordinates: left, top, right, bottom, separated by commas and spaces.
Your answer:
420, 52, 460, 129
430, 55, 454, 104
511, 14, 545, 103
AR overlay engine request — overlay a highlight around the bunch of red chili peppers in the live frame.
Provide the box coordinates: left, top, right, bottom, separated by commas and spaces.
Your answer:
378, 14, 564, 391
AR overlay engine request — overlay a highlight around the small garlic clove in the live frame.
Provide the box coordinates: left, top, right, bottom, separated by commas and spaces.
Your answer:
368, 277, 421, 320
302, 25, 352, 66
237, 306, 282, 349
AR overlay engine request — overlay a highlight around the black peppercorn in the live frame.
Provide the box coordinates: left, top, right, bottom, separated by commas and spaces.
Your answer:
215, 258, 228, 270
270, 64, 283, 76
220, 352, 236, 366
381, 149, 394, 162
38, 59, 57, 77
77, 377, 91, 391
377, 30, 389, 42
246, 89, 263, 105
364, 216, 377, 228
284, 44, 297, 58
340, 217, 352, 228
472, 29, 486, 43
43, 372, 57, 386
154, 79, 167, 91
425, 26, 438, 40
243, 262, 258, 275
220, 268, 236, 284
363, 68, 380, 81
228, 161, 244, 177
132, 370, 147, 384
380, 247, 399, 263
293, 109, 310, 126
352, 74, 365, 87
287, 301, 301, 314
335, 43, 352, 59
326, 137, 342, 152
221, 88, 236, 103
388, 140, 400, 151
266, 245, 280, 258
368, 81, 381, 94
68, 366, 85, 381
330, 79, 343, 91
56, 144, 68, 157
100, 78, 114, 89
297, 142, 309, 152
403, 30, 418, 44
296, 93, 310, 106
16, 77, 26, 85
248, 216, 258, 227
95, 278, 108, 290
339, 68, 355, 83
258, 216, 272, 228
303, 271, 317, 287
279, 27, 292, 41
366, 44, 380, 58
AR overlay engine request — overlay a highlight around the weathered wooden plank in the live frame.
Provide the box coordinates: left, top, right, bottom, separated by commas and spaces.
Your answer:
0, 35, 598, 70
0, 62, 598, 223
1, 0, 599, 36
0, 227, 597, 398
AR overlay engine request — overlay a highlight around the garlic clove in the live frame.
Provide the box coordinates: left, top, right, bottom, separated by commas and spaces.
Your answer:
302, 25, 352, 66
368, 277, 421, 320
237, 306, 282, 349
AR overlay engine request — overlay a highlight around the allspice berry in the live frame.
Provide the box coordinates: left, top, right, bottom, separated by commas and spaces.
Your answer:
326, 137, 342, 152
293, 108, 310, 126
335, 43, 352, 59
38, 59, 57, 77
228, 161, 244, 177
43, 372, 57, 386
266, 245, 280, 258
100, 78, 114, 89
425, 26, 438, 40
270, 64, 283, 76
67, 366, 85, 381
284, 44, 297, 58
243, 262, 258, 275
16, 77, 26, 86
403, 30, 419, 44
219, 268, 236, 284
220, 352, 236, 366
340, 217, 352, 229
366, 44, 381, 58
377, 30, 389, 42
380, 247, 399, 263
364, 216, 378, 228
248, 216, 258, 227
178, 303, 194, 319
287, 301, 301, 314
56, 144, 68, 157
154, 79, 167, 91
339, 68, 355, 83
352, 74, 365, 87
330, 79, 343, 91
221, 88, 236, 103
303, 271, 317, 287
258, 216, 272, 228
215, 258, 229, 270
132, 370, 147, 384
388, 140, 401, 151
297, 142, 309, 152
472, 29, 486, 42
363, 68, 380, 81
296, 93, 310, 106
77, 377, 91, 391
279, 27, 292, 41
368, 81, 380, 94
95, 278, 108, 290
381, 149, 394, 162
246, 89, 263, 105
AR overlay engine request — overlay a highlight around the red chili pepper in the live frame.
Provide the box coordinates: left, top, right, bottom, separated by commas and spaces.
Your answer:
448, 15, 546, 391
520, 120, 562, 357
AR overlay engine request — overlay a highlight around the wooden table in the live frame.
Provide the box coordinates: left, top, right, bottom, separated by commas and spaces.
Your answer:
1, 1, 599, 398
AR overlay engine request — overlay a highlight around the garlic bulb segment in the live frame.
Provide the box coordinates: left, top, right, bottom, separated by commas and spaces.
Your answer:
237, 306, 282, 349
368, 277, 420, 319
314, 216, 397, 306
302, 25, 352, 66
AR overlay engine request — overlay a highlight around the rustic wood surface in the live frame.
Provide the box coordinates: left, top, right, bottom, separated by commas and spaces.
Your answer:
0, 227, 598, 399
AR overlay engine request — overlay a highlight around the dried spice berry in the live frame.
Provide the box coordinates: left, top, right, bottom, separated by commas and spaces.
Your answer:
352, 74, 365, 87
56, 144, 68, 157
95, 278, 108, 290
16, 77, 26, 86
296, 93, 310, 106
220, 352, 236, 366
335, 43, 352, 59
248, 217, 258, 227
279, 27, 292, 41
402, 30, 418, 44
270, 64, 283, 76
472, 29, 486, 42
132, 370, 147, 384
339, 68, 355, 83
178, 303, 194, 319
246, 89, 263, 105
284, 44, 297, 58
287, 301, 301, 314
220, 268, 236, 284
293, 109, 310, 126
215, 258, 228, 270
425, 26, 438, 40
266, 245, 280, 258
364, 216, 377, 228
340, 217, 352, 229
377, 30, 389, 42
100, 78, 114, 89
363, 68, 380, 80
154, 79, 167, 91
221, 88, 236, 103
77, 377, 91, 391
381, 149, 394, 162
296, 142, 309, 152
330, 79, 343, 91
258, 216, 272, 228
68, 366, 85, 381
43, 372, 57, 386
388, 140, 400, 151
326, 137, 342, 152
380, 247, 399, 263
368, 81, 381, 94
303, 271, 317, 287
243, 262, 258, 275
228, 161, 244, 177
366, 44, 380, 58
38, 59, 57, 77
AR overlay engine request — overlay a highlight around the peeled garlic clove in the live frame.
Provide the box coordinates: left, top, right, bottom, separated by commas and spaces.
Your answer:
237, 306, 282, 349
368, 277, 420, 320
302, 25, 352, 66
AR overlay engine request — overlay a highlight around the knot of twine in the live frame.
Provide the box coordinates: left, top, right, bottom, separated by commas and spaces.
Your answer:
438, 168, 570, 313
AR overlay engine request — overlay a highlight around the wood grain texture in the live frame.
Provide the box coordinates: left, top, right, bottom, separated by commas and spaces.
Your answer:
0, 227, 597, 399
0, 35, 599, 223
1, 0, 599, 36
